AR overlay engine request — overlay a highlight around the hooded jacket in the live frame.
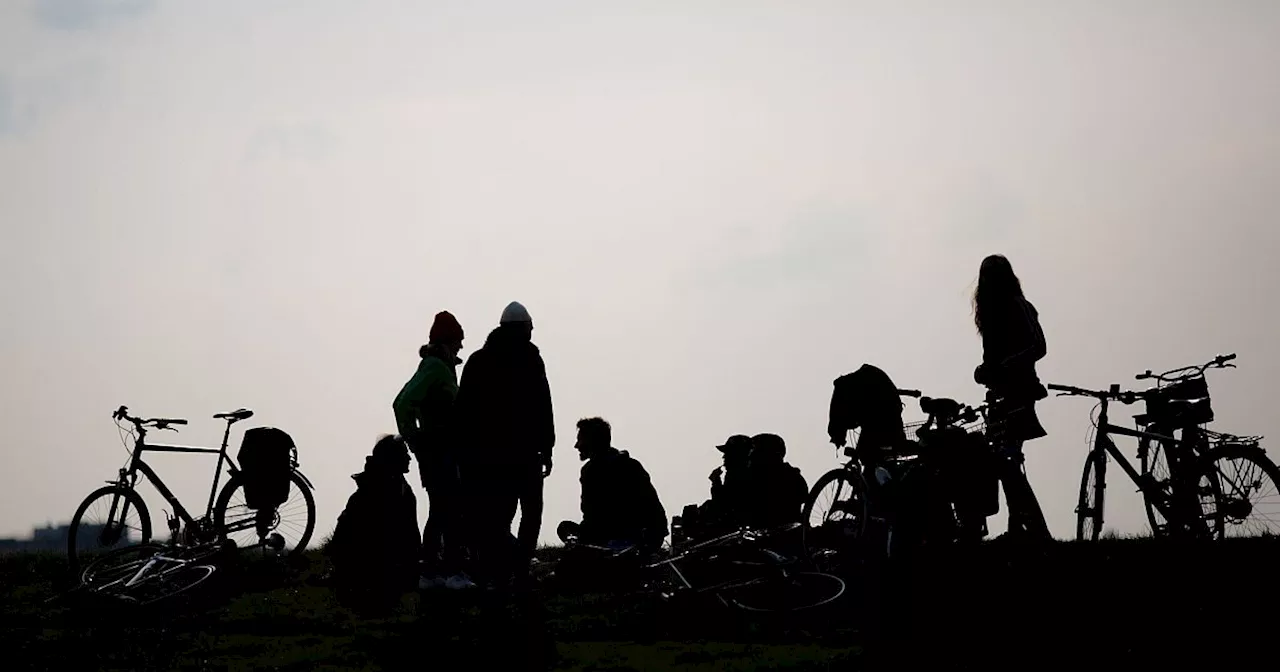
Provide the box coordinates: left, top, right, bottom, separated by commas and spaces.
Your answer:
326, 457, 420, 582
453, 325, 555, 466
392, 343, 460, 453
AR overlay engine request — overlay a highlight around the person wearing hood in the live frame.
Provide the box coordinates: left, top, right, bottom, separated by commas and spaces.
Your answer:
744, 433, 810, 530
392, 310, 472, 589
326, 434, 420, 614
453, 301, 555, 584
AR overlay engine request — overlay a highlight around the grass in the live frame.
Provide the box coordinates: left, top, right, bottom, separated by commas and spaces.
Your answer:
3, 535, 1279, 670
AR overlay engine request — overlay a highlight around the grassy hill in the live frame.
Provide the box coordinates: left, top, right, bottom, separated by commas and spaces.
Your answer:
3, 536, 1278, 671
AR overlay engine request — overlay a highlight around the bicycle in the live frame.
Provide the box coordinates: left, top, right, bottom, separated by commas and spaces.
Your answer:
74, 540, 226, 607
641, 523, 847, 613
1048, 376, 1236, 541
66, 405, 317, 572
1132, 353, 1280, 538
802, 386, 922, 570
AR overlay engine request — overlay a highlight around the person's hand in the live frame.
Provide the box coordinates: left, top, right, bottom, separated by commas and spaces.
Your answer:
709, 467, 724, 486
974, 364, 988, 385
541, 455, 553, 478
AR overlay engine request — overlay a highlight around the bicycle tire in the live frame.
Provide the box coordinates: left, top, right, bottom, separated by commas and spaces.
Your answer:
802, 468, 869, 571
213, 470, 316, 554
80, 542, 167, 590
67, 486, 153, 575
1075, 451, 1105, 541
721, 571, 847, 613
116, 564, 218, 606
1200, 443, 1280, 538
1140, 436, 1175, 536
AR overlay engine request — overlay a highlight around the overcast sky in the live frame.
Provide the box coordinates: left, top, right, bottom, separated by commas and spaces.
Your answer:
2, 0, 1278, 544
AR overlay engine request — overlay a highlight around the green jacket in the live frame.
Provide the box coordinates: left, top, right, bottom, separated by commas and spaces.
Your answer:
392, 344, 459, 452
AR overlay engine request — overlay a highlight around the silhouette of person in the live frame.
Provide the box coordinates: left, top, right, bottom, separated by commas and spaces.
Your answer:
743, 433, 809, 530
453, 301, 555, 586
557, 417, 667, 553
391, 310, 474, 589
326, 434, 420, 615
971, 254, 1052, 542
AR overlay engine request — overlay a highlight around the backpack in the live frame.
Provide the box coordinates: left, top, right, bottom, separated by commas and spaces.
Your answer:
237, 427, 295, 510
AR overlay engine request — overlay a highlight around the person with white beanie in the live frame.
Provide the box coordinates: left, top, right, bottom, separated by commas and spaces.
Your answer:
453, 300, 555, 587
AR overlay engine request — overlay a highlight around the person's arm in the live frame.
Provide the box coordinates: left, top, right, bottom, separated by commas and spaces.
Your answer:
1000, 301, 1047, 368
392, 362, 430, 439
531, 351, 556, 474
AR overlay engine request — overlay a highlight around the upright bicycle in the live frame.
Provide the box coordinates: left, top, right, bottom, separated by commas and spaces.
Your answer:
1049, 356, 1280, 540
1131, 353, 1280, 538
66, 405, 317, 572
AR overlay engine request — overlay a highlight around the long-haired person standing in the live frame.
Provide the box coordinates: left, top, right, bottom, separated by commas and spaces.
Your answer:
972, 254, 1052, 542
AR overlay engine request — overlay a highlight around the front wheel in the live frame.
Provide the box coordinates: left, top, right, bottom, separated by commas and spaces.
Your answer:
213, 470, 316, 554
802, 468, 869, 571
721, 571, 847, 613
67, 486, 152, 575
1076, 451, 1105, 541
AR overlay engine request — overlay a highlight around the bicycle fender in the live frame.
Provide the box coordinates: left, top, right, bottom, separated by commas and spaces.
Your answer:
292, 468, 315, 491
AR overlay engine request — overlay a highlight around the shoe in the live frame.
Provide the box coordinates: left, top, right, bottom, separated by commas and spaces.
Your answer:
444, 574, 477, 590
419, 575, 446, 590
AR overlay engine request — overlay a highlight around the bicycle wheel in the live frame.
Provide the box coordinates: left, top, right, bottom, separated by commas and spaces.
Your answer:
67, 486, 152, 574
213, 471, 316, 554
1075, 451, 1105, 541
117, 564, 217, 606
802, 469, 868, 571
1200, 443, 1280, 537
80, 542, 167, 590
721, 571, 847, 613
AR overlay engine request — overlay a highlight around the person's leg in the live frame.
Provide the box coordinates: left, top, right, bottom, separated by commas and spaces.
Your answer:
417, 450, 446, 576
474, 464, 520, 586
999, 441, 1050, 540
516, 462, 544, 565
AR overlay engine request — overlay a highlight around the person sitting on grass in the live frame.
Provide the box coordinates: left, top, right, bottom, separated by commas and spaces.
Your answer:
554, 417, 667, 589
326, 434, 421, 615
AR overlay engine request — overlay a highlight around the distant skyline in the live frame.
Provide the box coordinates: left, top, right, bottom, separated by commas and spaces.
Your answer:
3, 1, 1279, 544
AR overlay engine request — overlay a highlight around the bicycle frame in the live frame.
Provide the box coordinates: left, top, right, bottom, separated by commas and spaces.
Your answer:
109, 420, 241, 534
1077, 390, 1206, 529
646, 527, 800, 605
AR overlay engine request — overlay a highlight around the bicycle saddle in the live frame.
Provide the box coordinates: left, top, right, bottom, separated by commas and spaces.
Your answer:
213, 408, 255, 421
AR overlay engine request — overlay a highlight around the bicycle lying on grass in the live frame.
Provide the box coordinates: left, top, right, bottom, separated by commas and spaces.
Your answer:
69, 539, 233, 607
1050, 354, 1280, 540
67, 406, 317, 573
559, 523, 846, 613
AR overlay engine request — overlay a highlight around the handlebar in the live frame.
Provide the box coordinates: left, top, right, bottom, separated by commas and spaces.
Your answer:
1135, 353, 1237, 382
113, 405, 188, 431
1046, 383, 1142, 405
897, 388, 921, 398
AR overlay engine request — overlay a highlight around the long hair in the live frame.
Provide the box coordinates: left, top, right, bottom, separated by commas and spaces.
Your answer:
972, 254, 1024, 336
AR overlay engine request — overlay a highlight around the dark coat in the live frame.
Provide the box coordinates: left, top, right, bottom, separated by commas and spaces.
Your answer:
454, 325, 555, 467
327, 462, 420, 589
743, 461, 809, 529
580, 447, 668, 547
977, 297, 1048, 442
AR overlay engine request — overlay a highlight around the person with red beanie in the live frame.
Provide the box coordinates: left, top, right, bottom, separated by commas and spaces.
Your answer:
393, 310, 474, 589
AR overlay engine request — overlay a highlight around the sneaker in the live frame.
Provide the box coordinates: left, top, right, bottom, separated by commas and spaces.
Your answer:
418, 575, 446, 590
443, 574, 477, 590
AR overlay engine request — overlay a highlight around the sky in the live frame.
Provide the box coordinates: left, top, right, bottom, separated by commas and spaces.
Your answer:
2, 0, 1279, 545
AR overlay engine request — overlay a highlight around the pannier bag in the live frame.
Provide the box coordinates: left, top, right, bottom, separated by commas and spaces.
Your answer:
237, 426, 295, 510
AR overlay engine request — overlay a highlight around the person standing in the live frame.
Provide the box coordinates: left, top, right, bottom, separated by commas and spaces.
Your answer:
971, 254, 1052, 542
453, 301, 555, 586
392, 310, 474, 589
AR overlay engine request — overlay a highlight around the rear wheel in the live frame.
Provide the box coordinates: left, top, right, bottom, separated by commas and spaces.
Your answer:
1075, 452, 1105, 541
721, 571, 847, 613
80, 542, 166, 590
213, 471, 316, 554
802, 469, 868, 571
67, 486, 152, 575
1200, 444, 1280, 538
